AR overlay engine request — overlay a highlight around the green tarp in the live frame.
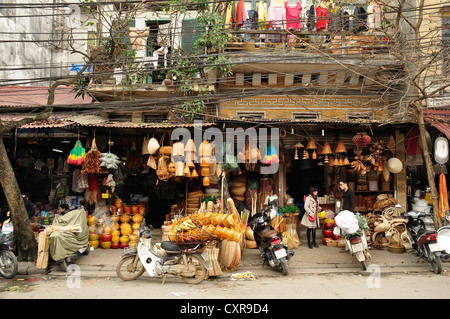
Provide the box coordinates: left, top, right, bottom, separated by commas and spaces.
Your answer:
49, 209, 89, 262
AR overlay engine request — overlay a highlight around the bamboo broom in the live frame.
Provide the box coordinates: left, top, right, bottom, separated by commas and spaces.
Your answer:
36, 232, 50, 269
205, 247, 222, 277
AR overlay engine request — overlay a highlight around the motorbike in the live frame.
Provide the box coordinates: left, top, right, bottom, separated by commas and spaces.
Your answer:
342, 231, 370, 271
116, 223, 211, 284
404, 210, 444, 274
335, 210, 370, 270
0, 218, 18, 279
250, 207, 294, 275
49, 208, 90, 272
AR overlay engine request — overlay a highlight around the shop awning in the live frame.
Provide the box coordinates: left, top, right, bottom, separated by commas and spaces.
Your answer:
423, 109, 450, 139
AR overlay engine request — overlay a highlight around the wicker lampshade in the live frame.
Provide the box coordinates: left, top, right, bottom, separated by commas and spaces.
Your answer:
295, 141, 305, 148
335, 140, 347, 153
322, 142, 332, 154
306, 138, 317, 149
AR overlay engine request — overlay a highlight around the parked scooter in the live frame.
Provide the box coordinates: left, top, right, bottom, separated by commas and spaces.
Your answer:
0, 217, 18, 279
335, 210, 371, 270
404, 210, 445, 274
116, 223, 211, 284
250, 207, 294, 275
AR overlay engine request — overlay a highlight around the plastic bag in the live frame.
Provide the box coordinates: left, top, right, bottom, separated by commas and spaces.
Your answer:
335, 210, 359, 235
0, 221, 15, 250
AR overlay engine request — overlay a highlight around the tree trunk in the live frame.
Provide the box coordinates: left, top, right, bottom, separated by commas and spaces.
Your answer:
0, 133, 37, 261
416, 104, 442, 230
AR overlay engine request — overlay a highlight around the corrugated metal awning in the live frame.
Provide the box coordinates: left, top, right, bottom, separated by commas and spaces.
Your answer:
423, 109, 450, 139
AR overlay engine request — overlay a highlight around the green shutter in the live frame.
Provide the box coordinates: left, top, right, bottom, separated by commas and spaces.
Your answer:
181, 19, 203, 56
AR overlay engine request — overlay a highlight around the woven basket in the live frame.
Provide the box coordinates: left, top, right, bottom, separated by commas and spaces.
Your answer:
159, 132, 172, 156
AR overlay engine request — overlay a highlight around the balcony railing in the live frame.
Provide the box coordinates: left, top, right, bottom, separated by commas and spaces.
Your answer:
225, 29, 391, 55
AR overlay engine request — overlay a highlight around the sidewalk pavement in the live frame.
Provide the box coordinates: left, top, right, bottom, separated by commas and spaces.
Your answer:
17, 229, 450, 279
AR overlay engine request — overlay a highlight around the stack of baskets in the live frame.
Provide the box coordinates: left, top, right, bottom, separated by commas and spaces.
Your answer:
186, 190, 204, 214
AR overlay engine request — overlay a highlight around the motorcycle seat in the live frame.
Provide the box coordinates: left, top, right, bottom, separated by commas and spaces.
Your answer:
161, 241, 181, 252
261, 229, 278, 238
160, 241, 202, 252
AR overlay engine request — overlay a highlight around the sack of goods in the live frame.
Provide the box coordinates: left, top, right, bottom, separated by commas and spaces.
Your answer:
335, 210, 360, 235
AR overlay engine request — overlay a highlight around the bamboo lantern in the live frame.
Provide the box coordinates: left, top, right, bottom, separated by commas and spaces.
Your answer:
199, 140, 212, 167
335, 140, 347, 153
316, 142, 323, 155
185, 139, 196, 167
294, 141, 303, 161
191, 168, 199, 178
322, 142, 333, 154
306, 138, 317, 149
334, 158, 340, 166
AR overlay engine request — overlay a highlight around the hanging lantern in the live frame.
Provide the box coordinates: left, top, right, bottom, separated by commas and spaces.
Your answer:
312, 150, 317, 159
352, 132, 372, 148
306, 138, 317, 149
335, 140, 347, 153
294, 148, 299, 160
322, 142, 332, 154
343, 157, 351, 165
324, 154, 329, 164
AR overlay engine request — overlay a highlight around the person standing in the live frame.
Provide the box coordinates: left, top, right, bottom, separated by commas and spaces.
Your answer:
301, 187, 321, 249
339, 179, 355, 212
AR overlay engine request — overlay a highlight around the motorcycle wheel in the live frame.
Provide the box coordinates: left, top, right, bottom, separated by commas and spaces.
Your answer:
280, 259, 289, 276
360, 261, 367, 271
59, 259, 68, 272
116, 255, 145, 281
179, 254, 207, 285
425, 245, 442, 274
0, 250, 18, 279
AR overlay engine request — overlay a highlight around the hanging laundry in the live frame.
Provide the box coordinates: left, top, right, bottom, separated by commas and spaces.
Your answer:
367, 3, 382, 29
285, 2, 302, 29
267, 1, 286, 28
315, 5, 328, 31
341, 9, 350, 31
306, 5, 315, 30
406, 127, 423, 166
353, 5, 368, 32
327, 5, 342, 31
233, 0, 246, 27
129, 27, 150, 51
257, 1, 266, 30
